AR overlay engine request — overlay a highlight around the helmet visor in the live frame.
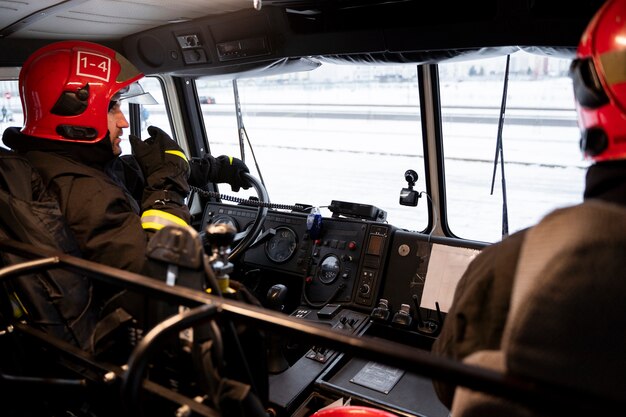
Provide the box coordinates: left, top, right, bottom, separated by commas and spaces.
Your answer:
112, 81, 158, 105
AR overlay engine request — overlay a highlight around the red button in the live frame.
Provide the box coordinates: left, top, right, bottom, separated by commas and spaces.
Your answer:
348, 241, 357, 250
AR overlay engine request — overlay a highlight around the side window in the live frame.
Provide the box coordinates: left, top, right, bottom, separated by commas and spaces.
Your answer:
119, 76, 172, 155
0, 79, 21, 149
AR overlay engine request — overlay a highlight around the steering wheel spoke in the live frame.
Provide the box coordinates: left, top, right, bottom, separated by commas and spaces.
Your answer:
228, 173, 269, 261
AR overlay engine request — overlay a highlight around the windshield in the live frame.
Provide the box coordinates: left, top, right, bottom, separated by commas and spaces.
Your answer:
440, 51, 587, 242
196, 56, 586, 240
196, 64, 428, 232
2, 53, 585, 242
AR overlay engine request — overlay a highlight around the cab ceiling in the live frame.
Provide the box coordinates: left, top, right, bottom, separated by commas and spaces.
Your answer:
0, 0, 253, 40
0, 0, 607, 72
0, 0, 606, 42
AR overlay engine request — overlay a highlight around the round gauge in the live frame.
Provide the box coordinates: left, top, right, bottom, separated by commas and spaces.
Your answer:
265, 227, 298, 263
210, 215, 239, 232
318, 254, 341, 284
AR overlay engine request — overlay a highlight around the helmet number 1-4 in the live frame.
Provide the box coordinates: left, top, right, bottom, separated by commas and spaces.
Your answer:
77, 51, 111, 82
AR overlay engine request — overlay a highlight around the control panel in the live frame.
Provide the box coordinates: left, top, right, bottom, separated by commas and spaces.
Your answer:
304, 217, 368, 307
376, 230, 487, 335
291, 306, 369, 364
202, 203, 394, 310
354, 224, 391, 307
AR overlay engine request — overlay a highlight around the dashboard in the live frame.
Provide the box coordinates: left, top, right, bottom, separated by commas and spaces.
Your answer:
205, 201, 490, 416
202, 201, 486, 320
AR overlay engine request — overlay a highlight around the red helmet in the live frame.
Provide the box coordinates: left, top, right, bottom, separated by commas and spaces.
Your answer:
571, 0, 626, 162
19, 40, 143, 143
310, 406, 397, 417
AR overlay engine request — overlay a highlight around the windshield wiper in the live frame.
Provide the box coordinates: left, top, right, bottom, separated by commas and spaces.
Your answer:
490, 54, 511, 238
232, 79, 266, 187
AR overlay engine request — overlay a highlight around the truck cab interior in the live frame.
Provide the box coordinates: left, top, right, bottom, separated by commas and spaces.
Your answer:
0, 1, 620, 417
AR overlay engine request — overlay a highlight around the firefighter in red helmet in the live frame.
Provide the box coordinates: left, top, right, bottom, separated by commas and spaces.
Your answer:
432, 0, 626, 410
2, 41, 250, 275
569, 0, 626, 202
19, 41, 143, 143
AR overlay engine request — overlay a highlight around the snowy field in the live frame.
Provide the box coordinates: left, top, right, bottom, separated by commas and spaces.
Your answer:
193, 106, 583, 242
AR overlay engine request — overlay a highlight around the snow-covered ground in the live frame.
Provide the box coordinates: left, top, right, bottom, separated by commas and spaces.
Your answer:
190, 108, 583, 243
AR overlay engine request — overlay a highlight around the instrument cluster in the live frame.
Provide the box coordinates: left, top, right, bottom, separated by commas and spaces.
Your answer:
202, 202, 393, 310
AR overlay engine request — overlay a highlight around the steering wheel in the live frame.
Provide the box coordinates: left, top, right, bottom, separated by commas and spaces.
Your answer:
194, 173, 268, 261
228, 173, 269, 261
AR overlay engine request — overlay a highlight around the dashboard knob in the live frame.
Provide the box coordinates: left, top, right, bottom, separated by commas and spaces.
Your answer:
341, 254, 353, 262
359, 284, 370, 295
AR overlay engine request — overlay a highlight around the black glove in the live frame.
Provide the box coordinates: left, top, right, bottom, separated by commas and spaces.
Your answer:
189, 154, 251, 192
129, 126, 190, 199
188, 154, 213, 187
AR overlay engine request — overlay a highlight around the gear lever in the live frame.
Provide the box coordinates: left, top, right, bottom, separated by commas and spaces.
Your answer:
266, 284, 289, 373
267, 284, 288, 312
